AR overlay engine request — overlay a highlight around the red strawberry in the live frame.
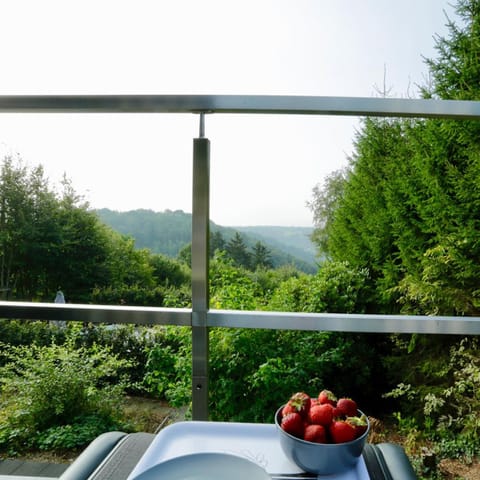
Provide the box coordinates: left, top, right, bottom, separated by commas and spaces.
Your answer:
287, 392, 311, 418
336, 398, 357, 417
281, 403, 296, 417
318, 389, 337, 406
281, 412, 304, 438
304, 424, 326, 443
308, 403, 334, 427
347, 414, 368, 438
329, 419, 356, 444
332, 406, 344, 418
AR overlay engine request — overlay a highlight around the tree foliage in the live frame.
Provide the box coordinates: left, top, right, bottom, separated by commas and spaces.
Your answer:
225, 232, 251, 269
0, 157, 57, 299
310, 0, 480, 316
0, 157, 191, 305
268, 261, 371, 314
422, 0, 480, 101
306, 1, 480, 462
251, 241, 273, 269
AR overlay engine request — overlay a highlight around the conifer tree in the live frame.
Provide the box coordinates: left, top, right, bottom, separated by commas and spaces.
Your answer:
226, 232, 251, 269
310, 0, 480, 314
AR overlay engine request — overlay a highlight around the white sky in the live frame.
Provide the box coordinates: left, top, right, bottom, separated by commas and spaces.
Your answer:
0, 0, 457, 226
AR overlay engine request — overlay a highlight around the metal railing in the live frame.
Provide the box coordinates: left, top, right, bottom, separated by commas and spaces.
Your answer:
1, 95, 480, 420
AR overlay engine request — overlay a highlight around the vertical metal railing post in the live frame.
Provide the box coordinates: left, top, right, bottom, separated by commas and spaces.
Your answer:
191, 113, 210, 420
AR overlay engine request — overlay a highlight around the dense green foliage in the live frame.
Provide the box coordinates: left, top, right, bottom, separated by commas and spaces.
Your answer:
310, 0, 480, 318
308, 0, 480, 468
385, 337, 480, 461
96, 208, 192, 258
0, 159, 114, 303
207, 329, 388, 423
97, 208, 317, 273
0, 158, 192, 306
142, 258, 392, 420
0, 338, 132, 454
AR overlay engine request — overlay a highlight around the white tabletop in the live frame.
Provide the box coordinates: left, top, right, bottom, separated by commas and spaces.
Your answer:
127, 421, 370, 480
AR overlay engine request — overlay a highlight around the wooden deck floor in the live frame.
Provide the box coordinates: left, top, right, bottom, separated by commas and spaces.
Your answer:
0, 459, 68, 477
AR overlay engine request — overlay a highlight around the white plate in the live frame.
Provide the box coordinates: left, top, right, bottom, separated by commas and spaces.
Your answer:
131, 452, 272, 480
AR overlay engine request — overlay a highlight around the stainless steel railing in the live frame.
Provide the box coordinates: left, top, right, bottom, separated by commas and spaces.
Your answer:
1, 301, 479, 335
1, 94, 480, 420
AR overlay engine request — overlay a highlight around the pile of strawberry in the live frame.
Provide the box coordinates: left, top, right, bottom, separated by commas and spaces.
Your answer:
278, 389, 368, 444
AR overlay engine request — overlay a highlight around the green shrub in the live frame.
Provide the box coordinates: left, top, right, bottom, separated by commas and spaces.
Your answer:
268, 261, 372, 313
0, 319, 66, 354
209, 253, 258, 310
386, 337, 480, 460
0, 341, 133, 454
208, 328, 389, 422
424, 338, 480, 459
91, 284, 167, 306
36, 415, 123, 450
69, 323, 158, 391
142, 326, 192, 407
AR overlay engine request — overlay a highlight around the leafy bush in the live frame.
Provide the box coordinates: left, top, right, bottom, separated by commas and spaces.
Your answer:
0, 340, 133, 454
91, 284, 167, 306
0, 319, 66, 355
36, 415, 122, 451
385, 337, 480, 460
0, 320, 171, 396
162, 284, 192, 308
140, 258, 389, 421
208, 328, 389, 422
268, 261, 372, 313
209, 253, 258, 310
424, 338, 480, 459
142, 325, 389, 422
69, 323, 159, 391
142, 326, 192, 407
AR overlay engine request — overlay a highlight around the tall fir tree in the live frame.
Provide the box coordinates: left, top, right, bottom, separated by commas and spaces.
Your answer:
310, 0, 480, 314
226, 232, 251, 269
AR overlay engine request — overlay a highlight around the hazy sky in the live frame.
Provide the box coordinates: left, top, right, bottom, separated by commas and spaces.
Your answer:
0, 1, 457, 226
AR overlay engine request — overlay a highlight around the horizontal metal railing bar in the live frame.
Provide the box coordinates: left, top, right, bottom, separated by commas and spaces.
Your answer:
208, 310, 480, 335
1, 94, 480, 119
2, 302, 479, 334
0, 301, 191, 326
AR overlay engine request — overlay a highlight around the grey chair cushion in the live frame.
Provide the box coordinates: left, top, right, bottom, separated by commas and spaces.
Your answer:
59, 431, 128, 480
85, 433, 155, 480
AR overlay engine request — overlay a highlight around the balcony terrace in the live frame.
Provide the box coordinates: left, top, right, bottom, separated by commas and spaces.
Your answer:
0, 94, 479, 426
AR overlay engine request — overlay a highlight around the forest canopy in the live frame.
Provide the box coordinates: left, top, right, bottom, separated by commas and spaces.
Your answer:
309, 0, 480, 317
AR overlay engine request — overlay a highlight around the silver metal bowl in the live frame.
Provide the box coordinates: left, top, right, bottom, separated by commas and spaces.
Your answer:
275, 405, 370, 475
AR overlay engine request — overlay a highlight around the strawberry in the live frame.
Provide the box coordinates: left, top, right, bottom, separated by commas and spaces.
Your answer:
347, 414, 368, 438
336, 397, 357, 417
318, 389, 337, 406
304, 424, 326, 443
329, 419, 356, 444
281, 403, 296, 417
281, 412, 304, 438
332, 406, 344, 418
308, 403, 334, 427
287, 392, 311, 418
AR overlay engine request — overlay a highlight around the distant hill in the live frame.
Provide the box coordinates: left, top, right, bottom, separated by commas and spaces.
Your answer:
96, 208, 318, 273
233, 225, 316, 267
96, 208, 191, 258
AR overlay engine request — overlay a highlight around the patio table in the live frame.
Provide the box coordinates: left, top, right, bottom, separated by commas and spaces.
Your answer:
126, 421, 371, 480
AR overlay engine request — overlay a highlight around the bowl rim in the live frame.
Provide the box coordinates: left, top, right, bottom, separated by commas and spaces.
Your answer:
275, 404, 370, 446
